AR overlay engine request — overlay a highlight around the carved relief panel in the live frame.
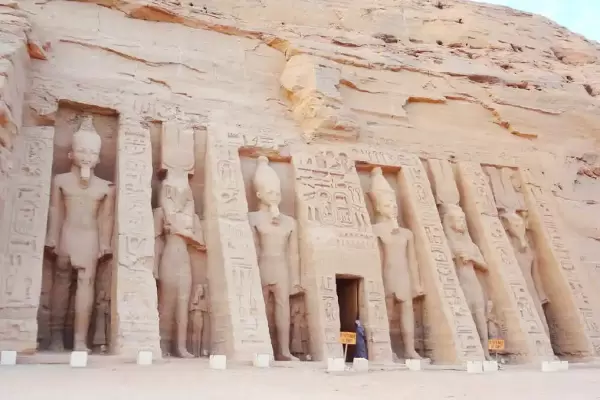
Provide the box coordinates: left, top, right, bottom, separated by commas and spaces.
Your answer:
292, 150, 393, 363
0, 127, 54, 352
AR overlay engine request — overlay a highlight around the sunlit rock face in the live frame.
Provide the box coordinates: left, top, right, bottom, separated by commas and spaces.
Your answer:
1, 0, 600, 365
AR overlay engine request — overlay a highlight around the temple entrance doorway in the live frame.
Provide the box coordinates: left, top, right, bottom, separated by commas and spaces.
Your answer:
336, 275, 362, 362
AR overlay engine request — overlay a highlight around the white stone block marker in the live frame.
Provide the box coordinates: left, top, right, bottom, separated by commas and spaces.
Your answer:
353, 357, 369, 372
253, 354, 271, 368
483, 360, 499, 372
0, 351, 17, 366
327, 358, 345, 372
406, 359, 425, 371
209, 355, 227, 370
70, 351, 88, 368
558, 361, 569, 371
137, 351, 153, 365
466, 361, 483, 374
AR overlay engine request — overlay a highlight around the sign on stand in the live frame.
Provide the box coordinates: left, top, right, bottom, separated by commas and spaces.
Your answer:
340, 332, 357, 362
488, 338, 505, 365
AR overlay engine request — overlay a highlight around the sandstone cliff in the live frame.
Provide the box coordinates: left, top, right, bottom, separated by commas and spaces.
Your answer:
2, 0, 599, 283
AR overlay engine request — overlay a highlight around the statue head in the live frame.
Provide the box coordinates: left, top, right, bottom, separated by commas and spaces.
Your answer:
441, 204, 467, 233
368, 167, 399, 227
253, 156, 281, 219
500, 209, 528, 251
70, 116, 102, 187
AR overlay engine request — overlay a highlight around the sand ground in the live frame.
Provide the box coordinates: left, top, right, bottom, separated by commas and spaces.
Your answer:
2, 359, 600, 400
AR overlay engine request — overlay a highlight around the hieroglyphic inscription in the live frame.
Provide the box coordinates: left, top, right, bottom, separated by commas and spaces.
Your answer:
114, 121, 161, 357
398, 158, 484, 363
292, 150, 392, 363
519, 168, 600, 356
0, 128, 54, 351
456, 162, 553, 362
204, 130, 271, 359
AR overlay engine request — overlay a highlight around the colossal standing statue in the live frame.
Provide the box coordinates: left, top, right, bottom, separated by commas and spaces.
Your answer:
500, 210, 550, 335
249, 156, 301, 361
154, 121, 206, 358
154, 169, 206, 358
441, 204, 492, 360
368, 167, 424, 360
45, 116, 115, 352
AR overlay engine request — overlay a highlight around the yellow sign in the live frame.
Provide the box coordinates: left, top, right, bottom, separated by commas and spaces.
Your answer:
340, 332, 357, 345
488, 339, 505, 351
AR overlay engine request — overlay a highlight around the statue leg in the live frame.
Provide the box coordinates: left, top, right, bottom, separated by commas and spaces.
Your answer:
536, 300, 550, 337
385, 296, 400, 360
158, 279, 176, 356
273, 284, 297, 361
201, 312, 211, 357
49, 256, 72, 351
73, 263, 97, 353
174, 255, 193, 359
400, 299, 421, 359
192, 312, 203, 357
263, 286, 277, 353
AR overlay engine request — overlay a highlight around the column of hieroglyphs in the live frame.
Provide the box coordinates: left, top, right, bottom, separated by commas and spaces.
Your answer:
0, 127, 54, 352
396, 156, 484, 363
518, 168, 600, 356
203, 124, 272, 361
113, 116, 161, 358
291, 149, 393, 363
455, 162, 554, 363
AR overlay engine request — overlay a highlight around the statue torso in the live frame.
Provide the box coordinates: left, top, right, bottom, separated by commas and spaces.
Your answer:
249, 210, 295, 286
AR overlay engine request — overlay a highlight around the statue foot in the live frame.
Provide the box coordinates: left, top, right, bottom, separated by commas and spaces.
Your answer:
405, 350, 422, 360
278, 352, 299, 362
484, 352, 494, 361
175, 348, 194, 359
74, 343, 91, 354
48, 340, 65, 352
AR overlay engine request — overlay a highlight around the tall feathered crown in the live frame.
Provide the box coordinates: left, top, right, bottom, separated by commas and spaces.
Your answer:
253, 156, 280, 193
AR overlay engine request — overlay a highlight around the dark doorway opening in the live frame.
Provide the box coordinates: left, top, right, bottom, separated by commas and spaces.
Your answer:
336, 275, 362, 362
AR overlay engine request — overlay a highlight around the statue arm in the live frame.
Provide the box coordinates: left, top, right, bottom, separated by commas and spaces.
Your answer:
46, 176, 63, 249
289, 220, 302, 293
471, 245, 488, 272
98, 183, 116, 255
191, 214, 207, 251
407, 233, 424, 297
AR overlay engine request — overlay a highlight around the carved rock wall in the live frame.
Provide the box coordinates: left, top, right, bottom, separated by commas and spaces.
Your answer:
1, 0, 599, 362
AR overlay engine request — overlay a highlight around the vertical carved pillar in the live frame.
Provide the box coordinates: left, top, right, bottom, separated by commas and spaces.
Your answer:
0, 127, 53, 352
114, 119, 161, 358
292, 150, 392, 363
204, 132, 271, 360
456, 162, 554, 362
397, 158, 484, 363
519, 168, 600, 356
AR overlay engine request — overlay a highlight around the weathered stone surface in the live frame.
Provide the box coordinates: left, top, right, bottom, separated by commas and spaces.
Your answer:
0, 0, 598, 364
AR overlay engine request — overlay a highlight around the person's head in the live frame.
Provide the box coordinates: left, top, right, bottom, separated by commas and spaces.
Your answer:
70, 116, 101, 186
441, 204, 467, 233
500, 209, 528, 250
368, 167, 398, 224
253, 156, 282, 218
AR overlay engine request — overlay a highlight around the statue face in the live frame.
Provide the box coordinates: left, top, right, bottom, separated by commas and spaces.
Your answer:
449, 209, 467, 233
375, 192, 398, 220
70, 143, 100, 170
256, 184, 281, 207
